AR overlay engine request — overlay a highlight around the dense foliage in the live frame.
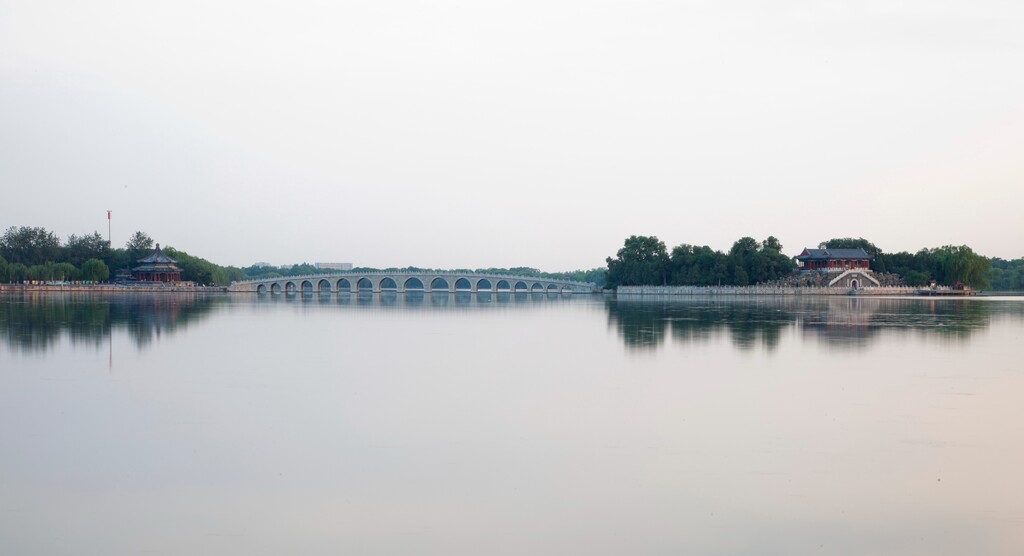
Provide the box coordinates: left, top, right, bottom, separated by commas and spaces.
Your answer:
989, 258, 1024, 291
607, 235, 1014, 289
161, 247, 244, 286
0, 225, 242, 285
0, 225, 603, 287
821, 237, 993, 288
606, 235, 795, 288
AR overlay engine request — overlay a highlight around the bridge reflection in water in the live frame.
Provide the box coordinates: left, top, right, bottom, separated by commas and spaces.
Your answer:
263, 289, 579, 309
0, 290, 583, 354
5, 292, 1020, 357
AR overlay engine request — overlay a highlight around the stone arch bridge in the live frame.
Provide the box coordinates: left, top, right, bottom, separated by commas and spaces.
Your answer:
228, 272, 599, 295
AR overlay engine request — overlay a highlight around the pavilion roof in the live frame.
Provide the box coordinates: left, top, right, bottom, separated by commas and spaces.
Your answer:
137, 243, 177, 264
795, 248, 872, 260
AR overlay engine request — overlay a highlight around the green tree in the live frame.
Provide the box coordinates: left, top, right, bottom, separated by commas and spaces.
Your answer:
727, 238, 755, 284
929, 245, 991, 288
26, 265, 51, 281
990, 258, 1024, 290
162, 247, 241, 285
730, 261, 749, 286
48, 262, 79, 282
730, 236, 760, 257
7, 263, 28, 282
605, 235, 670, 287
80, 259, 110, 282
762, 236, 783, 253
818, 237, 882, 257
125, 231, 154, 262
64, 231, 110, 267
759, 236, 796, 281
0, 226, 61, 266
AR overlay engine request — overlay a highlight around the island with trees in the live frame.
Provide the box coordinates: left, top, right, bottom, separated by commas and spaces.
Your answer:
605, 235, 1022, 293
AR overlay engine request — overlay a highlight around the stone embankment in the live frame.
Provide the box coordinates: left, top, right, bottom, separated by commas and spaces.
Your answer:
617, 285, 920, 296
0, 284, 227, 293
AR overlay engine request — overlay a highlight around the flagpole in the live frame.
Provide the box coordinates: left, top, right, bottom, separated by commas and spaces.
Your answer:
107, 210, 112, 246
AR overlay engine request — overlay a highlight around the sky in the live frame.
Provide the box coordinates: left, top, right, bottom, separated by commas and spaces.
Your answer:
1, 1, 1022, 270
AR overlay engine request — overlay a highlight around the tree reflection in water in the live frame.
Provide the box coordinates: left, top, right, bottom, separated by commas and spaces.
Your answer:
5, 292, 1020, 355
606, 296, 1024, 351
606, 298, 791, 351
0, 292, 225, 353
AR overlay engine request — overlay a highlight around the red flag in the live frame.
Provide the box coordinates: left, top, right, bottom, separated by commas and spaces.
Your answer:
107, 210, 111, 220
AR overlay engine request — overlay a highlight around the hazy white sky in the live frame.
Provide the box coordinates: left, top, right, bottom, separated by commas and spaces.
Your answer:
1, 1, 1022, 269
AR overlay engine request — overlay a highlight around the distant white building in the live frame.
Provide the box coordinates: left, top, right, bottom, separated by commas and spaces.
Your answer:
316, 262, 353, 271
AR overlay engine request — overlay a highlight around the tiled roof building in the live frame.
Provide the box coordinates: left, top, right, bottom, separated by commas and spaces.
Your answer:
132, 244, 182, 282
794, 248, 872, 271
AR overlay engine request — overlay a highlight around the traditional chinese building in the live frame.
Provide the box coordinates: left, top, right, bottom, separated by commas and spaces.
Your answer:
794, 248, 872, 271
132, 244, 183, 282
794, 247, 878, 289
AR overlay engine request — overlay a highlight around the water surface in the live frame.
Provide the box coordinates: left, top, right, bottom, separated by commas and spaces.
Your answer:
2, 292, 1023, 555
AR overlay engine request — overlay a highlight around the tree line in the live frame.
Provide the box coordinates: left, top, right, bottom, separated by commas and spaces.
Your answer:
0, 226, 244, 286
605, 235, 795, 288
606, 235, 1019, 289
2, 224, 606, 287
990, 258, 1024, 291
818, 238, 993, 288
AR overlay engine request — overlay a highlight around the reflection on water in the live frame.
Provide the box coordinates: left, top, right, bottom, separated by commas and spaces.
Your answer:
4, 292, 1024, 554
302, 290, 569, 308
0, 292, 226, 352
5, 293, 1024, 356
607, 296, 1024, 350
0, 291, 578, 353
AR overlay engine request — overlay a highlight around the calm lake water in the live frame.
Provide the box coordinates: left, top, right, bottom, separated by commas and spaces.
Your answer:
2, 292, 1024, 555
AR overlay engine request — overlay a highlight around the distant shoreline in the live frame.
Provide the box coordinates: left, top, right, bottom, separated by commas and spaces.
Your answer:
3, 284, 1020, 297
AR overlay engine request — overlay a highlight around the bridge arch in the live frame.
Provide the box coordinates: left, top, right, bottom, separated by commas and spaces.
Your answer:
237, 272, 595, 296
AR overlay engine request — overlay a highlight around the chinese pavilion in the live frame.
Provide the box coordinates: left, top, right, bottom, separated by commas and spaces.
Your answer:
794, 248, 872, 271
132, 244, 183, 282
